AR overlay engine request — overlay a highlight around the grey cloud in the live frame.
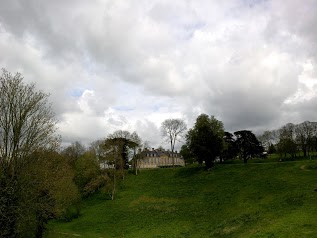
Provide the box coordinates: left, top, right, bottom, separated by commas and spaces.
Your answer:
1, 0, 317, 145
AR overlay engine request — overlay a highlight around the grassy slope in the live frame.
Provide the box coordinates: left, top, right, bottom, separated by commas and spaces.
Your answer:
46, 161, 317, 238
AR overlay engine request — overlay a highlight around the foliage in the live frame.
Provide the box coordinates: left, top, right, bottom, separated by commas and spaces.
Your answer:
186, 114, 224, 169
234, 130, 264, 163
277, 138, 297, 158
1, 150, 80, 238
221, 131, 239, 161
268, 143, 277, 154
62, 141, 86, 167
103, 130, 141, 199
105, 130, 141, 170
74, 151, 101, 195
180, 144, 195, 164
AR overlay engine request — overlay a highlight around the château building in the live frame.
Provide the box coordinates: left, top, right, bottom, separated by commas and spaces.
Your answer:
138, 148, 185, 169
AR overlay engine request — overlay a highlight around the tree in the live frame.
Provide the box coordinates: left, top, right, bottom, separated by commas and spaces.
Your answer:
103, 130, 141, 199
0, 69, 71, 237
161, 118, 187, 166
0, 69, 59, 177
277, 123, 297, 158
62, 141, 86, 166
257, 130, 273, 151
130, 132, 142, 175
19, 150, 79, 237
74, 151, 101, 195
268, 143, 276, 154
276, 138, 297, 159
221, 131, 238, 161
180, 144, 195, 165
186, 114, 224, 169
295, 121, 316, 157
106, 130, 140, 171
234, 130, 264, 163
89, 139, 108, 164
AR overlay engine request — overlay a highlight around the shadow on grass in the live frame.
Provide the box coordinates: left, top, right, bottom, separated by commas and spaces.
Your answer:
175, 165, 206, 178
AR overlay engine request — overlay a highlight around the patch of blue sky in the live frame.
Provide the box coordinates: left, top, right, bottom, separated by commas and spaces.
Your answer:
112, 105, 135, 112
147, 97, 171, 112
242, 0, 268, 8
180, 21, 206, 41
225, 0, 269, 18
151, 104, 161, 112
70, 88, 84, 97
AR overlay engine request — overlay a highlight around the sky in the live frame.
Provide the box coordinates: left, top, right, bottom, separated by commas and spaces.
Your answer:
0, 0, 317, 150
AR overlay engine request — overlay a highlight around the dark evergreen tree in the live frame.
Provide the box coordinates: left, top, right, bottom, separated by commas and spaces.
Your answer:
221, 131, 239, 161
234, 130, 264, 163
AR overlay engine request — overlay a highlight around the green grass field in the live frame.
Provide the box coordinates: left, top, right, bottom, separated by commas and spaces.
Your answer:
46, 160, 317, 238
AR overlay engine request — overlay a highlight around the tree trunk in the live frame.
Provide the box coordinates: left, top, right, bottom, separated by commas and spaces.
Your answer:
243, 156, 248, 164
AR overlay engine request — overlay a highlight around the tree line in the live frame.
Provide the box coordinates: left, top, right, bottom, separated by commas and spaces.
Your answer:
258, 121, 317, 159
179, 114, 264, 169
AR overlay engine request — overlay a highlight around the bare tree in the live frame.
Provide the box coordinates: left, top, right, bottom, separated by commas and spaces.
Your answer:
161, 119, 187, 166
277, 123, 297, 158
295, 121, 316, 157
130, 132, 142, 175
257, 130, 272, 150
0, 69, 59, 177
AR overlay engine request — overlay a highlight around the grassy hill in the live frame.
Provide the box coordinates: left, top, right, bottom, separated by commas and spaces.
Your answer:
46, 161, 317, 238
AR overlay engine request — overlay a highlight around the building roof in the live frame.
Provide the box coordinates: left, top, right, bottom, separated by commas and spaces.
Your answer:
141, 148, 181, 158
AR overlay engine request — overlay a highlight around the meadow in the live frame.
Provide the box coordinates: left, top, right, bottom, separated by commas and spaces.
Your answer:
46, 159, 317, 238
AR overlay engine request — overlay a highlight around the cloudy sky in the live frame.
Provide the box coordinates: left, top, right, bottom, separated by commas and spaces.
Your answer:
1, 0, 317, 149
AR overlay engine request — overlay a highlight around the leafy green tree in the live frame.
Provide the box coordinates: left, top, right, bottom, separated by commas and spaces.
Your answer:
62, 141, 86, 166
103, 130, 141, 199
74, 151, 101, 195
20, 150, 80, 237
234, 130, 264, 163
180, 144, 195, 164
186, 114, 224, 169
106, 131, 140, 171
